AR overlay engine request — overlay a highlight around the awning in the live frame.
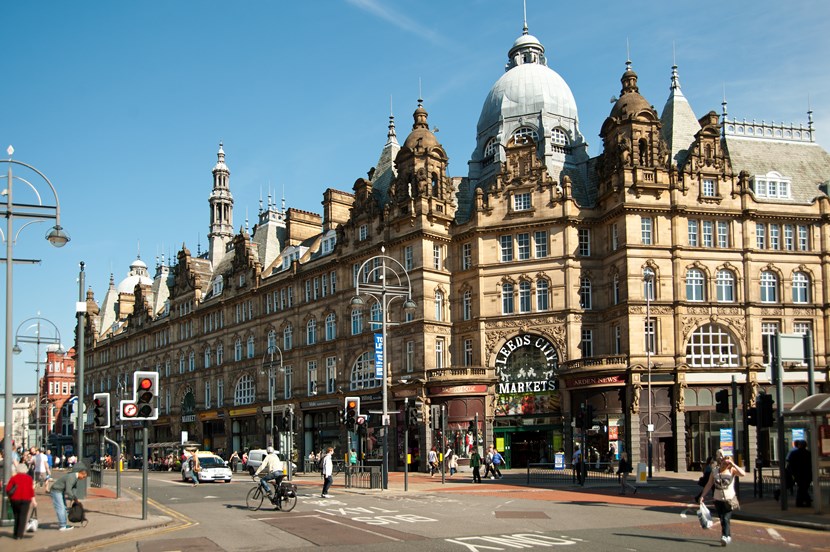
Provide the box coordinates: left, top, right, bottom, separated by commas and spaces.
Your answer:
786, 393, 830, 416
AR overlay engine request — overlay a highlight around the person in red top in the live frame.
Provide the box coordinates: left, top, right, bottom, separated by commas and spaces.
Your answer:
6, 468, 37, 539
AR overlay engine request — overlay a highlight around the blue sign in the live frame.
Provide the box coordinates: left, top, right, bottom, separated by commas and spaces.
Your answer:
554, 452, 565, 469
792, 428, 805, 445
720, 428, 734, 455
374, 334, 384, 378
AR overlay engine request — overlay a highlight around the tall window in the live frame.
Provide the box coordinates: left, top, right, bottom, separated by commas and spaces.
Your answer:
283, 366, 293, 399
283, 325, 293, 351
435, 337, 445, 368
517, 233, 530, 260
643, 268, 655, 301
434, 291, 444, 321
688, 220, 699, 247
614, 325, 622, 354
463, 339, 473, 366
578, 228, 591, 256
325, 313, 336, 341
433, 244, 442, 270
306, 318, 317, 345
535, 231, 548, 258
611, 224, 619, 250
613, 273, 620, 305
645, 317, 656, 355
404, 245, 414, 271
233, 374, 255, 406
717, 221, 729, 248
536, 279, 550, 311
760, 271, 778, 303
234, 339, 243, 361
307, 361, 318, 396
798, 225, 809, 251
247, 336, 255, 358
405, 340, 415, 373
686, 268, 705, 301
756, 223, 766, 249
784, 225, 794, 250
702, 178, 716, 197
267, 329, 277, 352
770, 224, 780, 250
702, 221, 713, 248
580, 329, 593, 357
579, 277, 592, 309
189, 352, 195, 372
716, 269, 735, 302
351, 308, 363, 335
205, 381, 211, 408
686, 323, 739, 367
462, 290, 472, 320
216, 344, 223, 366
502, 283, 514, 314
204, 347, 211, 369
370, 302, 382, 330
500, 235, 513, 262
519, 281, 532, 313
792, 272, 810, 303
217, 379, 224, 405
641, 217, 653, 245
326, 357, 337, 394
761, 322, 779, 367
462, 243, 472, 270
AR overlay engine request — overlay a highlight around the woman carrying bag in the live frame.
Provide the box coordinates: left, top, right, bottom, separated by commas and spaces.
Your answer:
699, 449, 745, 546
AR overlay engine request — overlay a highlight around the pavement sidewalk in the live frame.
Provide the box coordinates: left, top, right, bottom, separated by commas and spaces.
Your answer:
2, 468, 826, 551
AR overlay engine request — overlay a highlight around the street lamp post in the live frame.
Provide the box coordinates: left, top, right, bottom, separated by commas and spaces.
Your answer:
2, 146, 69, 496
260, 346, 284, 450
351, 246, 417, 490
644, 271, 654, 479
13, 317, 64, 449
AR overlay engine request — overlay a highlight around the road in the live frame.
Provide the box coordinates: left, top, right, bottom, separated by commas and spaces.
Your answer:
84, 470, 828, 552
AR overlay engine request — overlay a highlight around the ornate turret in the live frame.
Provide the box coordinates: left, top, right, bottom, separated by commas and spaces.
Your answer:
208, 142, 234, 268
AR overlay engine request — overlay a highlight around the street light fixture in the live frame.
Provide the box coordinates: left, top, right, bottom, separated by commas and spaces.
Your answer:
351, 246, 417, 490
643, 269, 654, 479
2, 146, 68, 498
13, 316, 64, 449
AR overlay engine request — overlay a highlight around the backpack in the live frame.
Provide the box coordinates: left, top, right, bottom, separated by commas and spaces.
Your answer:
68, 501, 87, 524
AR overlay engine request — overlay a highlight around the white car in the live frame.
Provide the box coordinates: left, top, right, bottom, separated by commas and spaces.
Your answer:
182, 453, 232, 483
246, 449, 297, 476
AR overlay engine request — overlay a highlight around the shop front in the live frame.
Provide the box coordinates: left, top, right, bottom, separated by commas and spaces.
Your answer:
492, 333, 562, 469
229, 406, 260, 453
564, 373, 627, 466
301, 397, 346, 462
426, 384, 487, 463
198, 409, 226, 455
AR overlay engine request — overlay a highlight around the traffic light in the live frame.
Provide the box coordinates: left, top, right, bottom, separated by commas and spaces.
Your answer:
746, 405, 757, 426
575, 405, 585, 428
93, 393, 111, 429
759, 393, 775, 427
430, 405, 442, 430
585, 405, 596, 428
715, 389, 729, 414
121, 371, 159, 421
407, 405, 418, 428
414, 399, 424, 425
345, 396, 359, 428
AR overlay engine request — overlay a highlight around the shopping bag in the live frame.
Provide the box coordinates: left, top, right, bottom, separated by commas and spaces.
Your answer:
697, 502, 713, 529
26, 507, 38, 532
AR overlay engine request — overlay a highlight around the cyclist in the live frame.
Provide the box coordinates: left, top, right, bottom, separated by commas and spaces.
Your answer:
255, 446, 284, 498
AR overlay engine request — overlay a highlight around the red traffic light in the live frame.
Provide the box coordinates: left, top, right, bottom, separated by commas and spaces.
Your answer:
138, 377, 153, 390
347, 400, 357, 410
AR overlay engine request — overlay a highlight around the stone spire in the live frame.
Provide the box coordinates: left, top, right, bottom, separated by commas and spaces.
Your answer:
208, 142, 234, 268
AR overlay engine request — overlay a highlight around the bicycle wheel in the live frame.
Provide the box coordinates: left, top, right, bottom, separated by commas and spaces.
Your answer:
246, 486, 264, 511
279, 490, 297, 512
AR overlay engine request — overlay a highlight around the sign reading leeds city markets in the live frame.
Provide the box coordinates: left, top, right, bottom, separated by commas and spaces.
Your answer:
494, 334, 561, 416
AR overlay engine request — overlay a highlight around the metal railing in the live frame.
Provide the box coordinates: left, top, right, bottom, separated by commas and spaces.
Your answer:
753, 466, 830, 499
344, 466, 382, 489
526, 462, 620, 486
90, 462, 103, 488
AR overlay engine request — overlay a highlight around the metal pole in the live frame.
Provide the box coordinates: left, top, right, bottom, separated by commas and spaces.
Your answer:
806, 330, 815, 396
104, 436, 121, 498
270, 358, 275, 449
646, 274, 653, 479
441, 404, 446, 485
731, 375, 739, 467
381, 254, 389, 491
141, 423, 148, 520
774, 332, 787, 511
76, 262, 86, 464
4, 161, 15, 490
35, 323, 42, 449
404, 397, 409, 492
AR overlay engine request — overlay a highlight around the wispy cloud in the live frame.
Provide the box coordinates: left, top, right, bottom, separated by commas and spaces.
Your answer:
346, 0, 448, 47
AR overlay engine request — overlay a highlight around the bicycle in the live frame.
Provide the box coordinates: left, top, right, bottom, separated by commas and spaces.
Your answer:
246, 476, 298, 512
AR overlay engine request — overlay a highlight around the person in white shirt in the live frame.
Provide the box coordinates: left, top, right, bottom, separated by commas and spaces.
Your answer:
255, 446, 284, 498
33, 448, 51, 489
320, 447, 334, 498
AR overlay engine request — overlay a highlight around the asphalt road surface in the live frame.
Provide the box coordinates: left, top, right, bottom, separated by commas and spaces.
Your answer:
85, 470, 828, 552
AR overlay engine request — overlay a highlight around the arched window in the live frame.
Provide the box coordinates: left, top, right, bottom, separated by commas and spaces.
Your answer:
325, 313, 337, 341
204, 347, 211, 369
434, 291, 444, 321
760, 271, 778, 303
685, 324, 739, 367
502, 283, 514, 314
234, 339, 243, 361
189, 352, 195, 372
306, 318, 317, 345
686, 268, 705, 301
716, 269, 735, 302
216, 343, 223, 365
267, 329, 277, 352
283, 325, 293, 351
350, 352, 379, 391
246, 336, 255, 358
536, 279, 550, 311
484, 137, 499, 158
370, 302, 382, 330
519, 281, 532, 313
351, 308, 363, 335
512, 126, 538, 145
579, 277, 592, 309
792, 271, 810, 303
233, 374, 255, 405
643, 268, 655, 300
551, 128, 569, 146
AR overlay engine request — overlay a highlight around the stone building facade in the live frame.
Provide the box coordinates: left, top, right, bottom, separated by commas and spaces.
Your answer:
80, 25, 830, 473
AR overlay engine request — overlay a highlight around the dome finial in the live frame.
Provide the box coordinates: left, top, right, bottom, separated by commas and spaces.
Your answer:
522, 0, 528, 35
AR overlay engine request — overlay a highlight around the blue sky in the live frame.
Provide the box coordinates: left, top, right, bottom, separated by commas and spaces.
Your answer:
2, 0, 828, 404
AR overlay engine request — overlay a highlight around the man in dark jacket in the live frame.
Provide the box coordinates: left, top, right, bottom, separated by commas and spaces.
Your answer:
50, 468, 88, 530
787, 440, 812, 507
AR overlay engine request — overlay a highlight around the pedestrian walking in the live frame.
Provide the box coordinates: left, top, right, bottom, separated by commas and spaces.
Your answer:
491, 447, 504, 479
699, 449, 745, 546
6, 467, 36, 539
320, 447, 334, 498
786, 440, 813, 507
617, 451, 637, 495
348, 448, 358, 466
185, 452, 201, 486
33, 448, 51, 490
428, 446, 439, 477
483, 446, 495, 479
447, 448, 458, 476
694, 456, 713, 502
50, 467, 88, 531
470, 448, 482, 483
572, 445, 583, 484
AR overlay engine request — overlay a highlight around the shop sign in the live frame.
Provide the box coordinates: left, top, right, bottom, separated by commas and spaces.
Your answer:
181, 414, 196, 423
430, 384, 488, 396
198, 410, 220, 421
229, 406, 258, 417
495, 333, 560, 416
566, 374, 625, 389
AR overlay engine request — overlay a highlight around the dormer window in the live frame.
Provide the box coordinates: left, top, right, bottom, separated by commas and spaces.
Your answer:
512, 126, 538, 145
513, 192, 532, 211
551, 128, 570, 153
752, 171, 792, 199
321, 234, 336, 255
212, 276, 223, 296
359, 224, 368, 241
702, 179, 717, 197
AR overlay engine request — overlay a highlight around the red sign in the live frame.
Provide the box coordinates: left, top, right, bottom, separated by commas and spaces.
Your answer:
429, 384, 488, 396
122, 403, 137, 418
608, 426, 619, 440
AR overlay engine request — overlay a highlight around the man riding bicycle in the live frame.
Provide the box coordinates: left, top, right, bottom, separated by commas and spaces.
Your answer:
254, 447, 284, 498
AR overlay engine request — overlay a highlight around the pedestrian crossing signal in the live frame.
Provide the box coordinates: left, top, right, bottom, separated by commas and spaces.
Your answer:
93, 393, 111, 429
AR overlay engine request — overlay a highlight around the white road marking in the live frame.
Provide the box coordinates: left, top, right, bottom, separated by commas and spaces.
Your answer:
766, 527, 785, 541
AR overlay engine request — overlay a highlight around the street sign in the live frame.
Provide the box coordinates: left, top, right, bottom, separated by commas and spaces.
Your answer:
374, 334, 384, 378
